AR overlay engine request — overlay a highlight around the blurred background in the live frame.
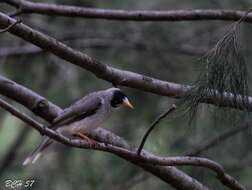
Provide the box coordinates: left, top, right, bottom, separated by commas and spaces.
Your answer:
1, 0, 252, 189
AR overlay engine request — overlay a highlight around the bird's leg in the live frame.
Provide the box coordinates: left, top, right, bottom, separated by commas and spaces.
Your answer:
75, 132, 97, 147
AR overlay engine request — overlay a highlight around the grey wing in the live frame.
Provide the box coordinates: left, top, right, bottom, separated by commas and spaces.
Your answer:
52, 94, 102, 127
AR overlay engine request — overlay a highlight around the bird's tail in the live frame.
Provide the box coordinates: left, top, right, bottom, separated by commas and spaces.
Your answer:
23, 137, 52, 166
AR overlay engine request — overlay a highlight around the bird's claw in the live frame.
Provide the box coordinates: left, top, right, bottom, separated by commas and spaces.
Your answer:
75, 132, 97, 148
86, 138, 97, 148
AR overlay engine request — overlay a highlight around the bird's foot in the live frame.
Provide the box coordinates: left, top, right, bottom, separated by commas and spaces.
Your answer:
75, 132, 97, 148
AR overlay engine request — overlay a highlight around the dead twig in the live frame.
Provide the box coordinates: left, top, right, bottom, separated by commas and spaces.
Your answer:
137, 104, 176, 155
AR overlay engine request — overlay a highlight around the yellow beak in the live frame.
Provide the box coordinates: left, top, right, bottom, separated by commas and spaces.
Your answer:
123, 98, 134, 109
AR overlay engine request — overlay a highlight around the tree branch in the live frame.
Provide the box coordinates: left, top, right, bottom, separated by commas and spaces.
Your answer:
0, 3, 248, 189
2, 0, 252, 23
0, 18, 20, 33
0, 93, 245, 190
184, 122, 252, 157
0, 75, 209, 190
0, 75, 61, 122
137, 104, 176, 155
0, 12, 252, 112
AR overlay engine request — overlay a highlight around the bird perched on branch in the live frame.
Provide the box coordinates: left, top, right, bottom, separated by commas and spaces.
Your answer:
23, 87, 134, 165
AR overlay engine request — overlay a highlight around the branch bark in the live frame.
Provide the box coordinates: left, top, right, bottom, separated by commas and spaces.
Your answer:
0, 18, 20, 33
2, 0, 252, 23
0, 3, 248, 190
0, 12, 252, 112
0, 77, 245, 189
0, 74, 245, 189
0, 96, 243, 190
0, 75, 208, 190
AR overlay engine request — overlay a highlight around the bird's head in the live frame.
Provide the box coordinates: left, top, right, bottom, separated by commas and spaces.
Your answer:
106, 88, 134, 109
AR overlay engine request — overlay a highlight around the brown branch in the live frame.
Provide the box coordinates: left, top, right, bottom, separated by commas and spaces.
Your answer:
0, 75, 208, 190
2, 0, 252, 23
0, 18, 20, 33
0, 13, 248, 189
137, 104, 176, 155
184, 122, 252, 157
0, 76, 61, 122
0, 94, 245, 190
0, 13, 252, 113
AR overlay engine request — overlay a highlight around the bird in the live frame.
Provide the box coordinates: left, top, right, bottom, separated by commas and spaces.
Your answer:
23, 87, 134, 165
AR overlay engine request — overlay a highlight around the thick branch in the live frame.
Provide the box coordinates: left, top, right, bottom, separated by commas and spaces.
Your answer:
2, 0, 252, 23
0, 18, 20, 33
0, 75, 208, 190
0, 13, 252, 112
0, 94, 245, 190
0, 76, 61, 121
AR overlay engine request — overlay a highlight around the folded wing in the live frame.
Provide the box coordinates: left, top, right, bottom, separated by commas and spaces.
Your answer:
52, 94, 102, 127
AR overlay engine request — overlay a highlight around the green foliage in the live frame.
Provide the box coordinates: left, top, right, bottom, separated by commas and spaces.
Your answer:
182, 20, 250, 126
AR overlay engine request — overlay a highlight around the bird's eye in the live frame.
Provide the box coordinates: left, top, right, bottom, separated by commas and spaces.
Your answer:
111, 91, 126, 108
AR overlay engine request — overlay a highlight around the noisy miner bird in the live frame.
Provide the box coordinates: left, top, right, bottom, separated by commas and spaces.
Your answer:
23, 87, 134, 165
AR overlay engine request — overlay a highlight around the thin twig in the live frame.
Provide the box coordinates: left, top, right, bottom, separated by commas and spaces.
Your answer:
0, 19, 21, 33
184, 122, 252, 156
137, 104, 176, 155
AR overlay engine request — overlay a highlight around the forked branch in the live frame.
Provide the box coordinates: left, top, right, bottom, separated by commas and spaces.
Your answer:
0, 75, 246, 190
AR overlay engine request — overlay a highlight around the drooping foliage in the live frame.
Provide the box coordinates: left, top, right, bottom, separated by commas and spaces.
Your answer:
182, 12, 251, 124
